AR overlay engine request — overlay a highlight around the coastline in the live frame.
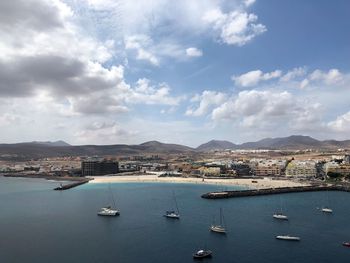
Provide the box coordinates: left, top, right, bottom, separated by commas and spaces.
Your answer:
87, 175, 309, 189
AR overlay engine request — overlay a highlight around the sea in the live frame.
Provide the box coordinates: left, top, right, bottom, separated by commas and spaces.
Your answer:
1, 176, 350, 263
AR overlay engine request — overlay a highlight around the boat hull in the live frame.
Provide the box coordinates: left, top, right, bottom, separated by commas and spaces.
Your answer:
273, 214, 288, 220
193, 250, 212, 259
342, 242, 350, 247
276, 235, 300, 241
210, 225, 226, 234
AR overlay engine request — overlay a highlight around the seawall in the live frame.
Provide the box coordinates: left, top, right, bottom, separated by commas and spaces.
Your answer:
201, 185, 350, 199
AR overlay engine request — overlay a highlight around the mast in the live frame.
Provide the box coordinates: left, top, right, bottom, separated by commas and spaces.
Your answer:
220, 208, 223, 226
173, 191, 179, 214
109, 183, 117, 208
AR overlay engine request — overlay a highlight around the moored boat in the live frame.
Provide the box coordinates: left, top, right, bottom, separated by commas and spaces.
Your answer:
321, 207, 333, 213
273, 213, 288, 220
193, 249, 212, 259
98, 206, 120, 216
98, 184, 120, 217
164, 191, 180, 219
342, 242, 350, 247
164, 210, 180, 219
210, 208, 226, 234
276, 235, 300, 241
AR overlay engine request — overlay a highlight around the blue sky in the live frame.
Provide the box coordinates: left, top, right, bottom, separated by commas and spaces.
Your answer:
0, 0, 350, 146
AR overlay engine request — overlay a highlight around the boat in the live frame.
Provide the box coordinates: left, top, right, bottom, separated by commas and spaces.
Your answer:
98, 184, 120, 217
276, 235, 301, 241
273, 213, 288, 220
98, 206, 119, 216
273, 196, 288, 220
193, 249, 212, 259
321, 207, 333, 213
210, 208, 226, 234
342, 242, 350, 247
321, 191, 333, 213
164, 191, 180, 219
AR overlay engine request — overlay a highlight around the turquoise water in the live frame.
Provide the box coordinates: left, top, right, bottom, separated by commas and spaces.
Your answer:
1, 176, 350, 262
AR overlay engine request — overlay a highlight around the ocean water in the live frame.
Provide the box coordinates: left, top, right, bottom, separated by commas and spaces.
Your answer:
1, 176, 350, 263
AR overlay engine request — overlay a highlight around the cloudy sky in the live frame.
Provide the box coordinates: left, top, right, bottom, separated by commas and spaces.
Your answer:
1, 0, 350, 146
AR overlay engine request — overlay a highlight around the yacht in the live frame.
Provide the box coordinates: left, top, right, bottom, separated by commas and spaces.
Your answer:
276, 235, 300, 241
273, 196, 288, 220
321, 207, 333, 213
193, 249, 212, 259
98, 206, 120, 216
164, 191, 180, 219
342, 242, 350, 247
273, 213, 288, 220
98, 184, 120, 217
210, 208, 226, 234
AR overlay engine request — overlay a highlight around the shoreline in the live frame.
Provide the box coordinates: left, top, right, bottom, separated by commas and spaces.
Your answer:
87, 175, 310, 189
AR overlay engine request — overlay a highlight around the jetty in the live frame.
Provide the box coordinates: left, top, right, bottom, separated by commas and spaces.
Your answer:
201, 185, 350, 199
54, 179, 89, 190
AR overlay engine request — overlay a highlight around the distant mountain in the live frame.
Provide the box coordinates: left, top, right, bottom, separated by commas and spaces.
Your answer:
196, 140, 237, 151
140, 141, 193, 152
1, 136, 350, 160
197, 135, 350, 151
239, 135, 321, 150
28, 140, 71, 147
0, 140, 194, 160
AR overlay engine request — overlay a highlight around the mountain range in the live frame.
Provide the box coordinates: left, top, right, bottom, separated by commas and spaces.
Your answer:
0, 135, 349, 160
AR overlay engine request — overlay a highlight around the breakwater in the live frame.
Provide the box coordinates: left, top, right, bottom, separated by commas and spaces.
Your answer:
54, 180, 89, 190
201, 185, 350, 199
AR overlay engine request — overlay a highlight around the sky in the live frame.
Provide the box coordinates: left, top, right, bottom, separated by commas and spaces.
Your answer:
1, 0, 350, 147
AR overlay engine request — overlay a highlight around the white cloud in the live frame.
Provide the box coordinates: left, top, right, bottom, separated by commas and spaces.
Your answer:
186, 90, 226, 116
186, 47, 203, 57
125, 78, 184, 106
298, 68, 344, 89
280, 67, 307, 82
125, 35, 159, 66
327, 111, 350, 132
203, 8, 266, 46
232, 69, 282, 87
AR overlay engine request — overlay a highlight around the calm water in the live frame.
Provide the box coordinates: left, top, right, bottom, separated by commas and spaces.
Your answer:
1, 176, 350, 263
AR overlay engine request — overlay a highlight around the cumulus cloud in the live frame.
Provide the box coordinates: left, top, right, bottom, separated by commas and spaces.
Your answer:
186, 90, 226, 116
232, 69, 282, 87
186, 47, 203, 57
299, 69, 344, 89
125, 35, 159, 66
209, 89, 322, 133
75, 121, 137, 144
203, 8, 266, 46
328, 111, 350, 132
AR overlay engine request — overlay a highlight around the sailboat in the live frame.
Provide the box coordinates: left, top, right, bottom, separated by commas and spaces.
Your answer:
98, 184, 120, 216
276, 235, 301, 241
321, 191, 333, 213
273, 196, 288, 220
164, 191, 180, 219
210, 208, 226, 233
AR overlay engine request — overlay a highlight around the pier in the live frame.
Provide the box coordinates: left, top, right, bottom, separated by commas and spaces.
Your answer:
201, 185, 350, 199
54, 180, 89, 190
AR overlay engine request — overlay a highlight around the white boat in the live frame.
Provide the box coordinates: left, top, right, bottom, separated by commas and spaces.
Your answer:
321, 207, 333, 213
276, 235, 301, 241
321, 191, 333, 213
98, 184, 120, 217
210, 208, 226, 234
273, 196, 288, 220
98, 206, 120, 216
193, 249, 212, 259
273, 213, 288, 220
164, 191, 180, 219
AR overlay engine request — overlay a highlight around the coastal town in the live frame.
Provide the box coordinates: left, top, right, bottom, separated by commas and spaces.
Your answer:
2, 147, 350, 190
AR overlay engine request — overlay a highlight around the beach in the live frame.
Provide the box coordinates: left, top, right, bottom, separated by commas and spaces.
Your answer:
87, 175, 309, 189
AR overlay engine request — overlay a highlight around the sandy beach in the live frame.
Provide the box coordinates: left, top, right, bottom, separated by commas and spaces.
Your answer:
87, 175, 309, 189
